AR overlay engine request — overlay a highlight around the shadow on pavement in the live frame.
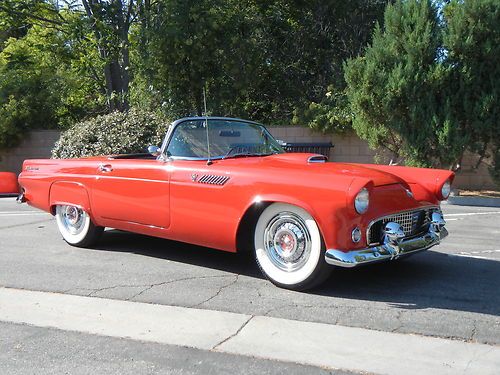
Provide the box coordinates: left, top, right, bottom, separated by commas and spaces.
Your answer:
93, 229, 500, 317
94, 229, 264, 278
317, 251, 500, 316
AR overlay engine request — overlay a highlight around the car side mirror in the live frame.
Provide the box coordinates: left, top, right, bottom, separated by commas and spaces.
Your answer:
148, 145, 161, 156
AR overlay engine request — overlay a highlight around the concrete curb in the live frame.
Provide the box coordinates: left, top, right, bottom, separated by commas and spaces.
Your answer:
445, 195, 500, 207
2, 287, 500, 375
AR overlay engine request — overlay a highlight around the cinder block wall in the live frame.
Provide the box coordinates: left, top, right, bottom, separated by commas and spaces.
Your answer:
0, 130, 61, 175
0, 127, 496, 190
268, 126, 497, 190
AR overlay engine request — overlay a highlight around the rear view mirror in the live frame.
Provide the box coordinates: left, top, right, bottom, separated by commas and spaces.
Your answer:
219, 130, 241, 137
147, 145, 161, 156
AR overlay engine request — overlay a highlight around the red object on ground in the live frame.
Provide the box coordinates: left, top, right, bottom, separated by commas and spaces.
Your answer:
0, 172, 19, 196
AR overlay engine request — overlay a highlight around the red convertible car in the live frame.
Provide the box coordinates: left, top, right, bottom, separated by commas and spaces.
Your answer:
18, 117, 453, 290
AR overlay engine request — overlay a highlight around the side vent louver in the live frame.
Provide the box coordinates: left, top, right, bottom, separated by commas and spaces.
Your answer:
198, 175, 230, 185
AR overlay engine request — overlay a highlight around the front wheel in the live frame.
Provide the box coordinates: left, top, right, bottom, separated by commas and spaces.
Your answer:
55, 205, 103, 247
254, 203, 331, 291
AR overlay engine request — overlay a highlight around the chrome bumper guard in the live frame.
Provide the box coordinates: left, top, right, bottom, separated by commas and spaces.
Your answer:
325, 212, 448, 268
16, 192, 26, 204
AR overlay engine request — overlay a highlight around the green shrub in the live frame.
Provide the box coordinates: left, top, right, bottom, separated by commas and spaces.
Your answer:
52, 109, 168, 158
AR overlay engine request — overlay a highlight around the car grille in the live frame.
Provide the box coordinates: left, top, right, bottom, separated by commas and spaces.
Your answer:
367, 208, 433, 245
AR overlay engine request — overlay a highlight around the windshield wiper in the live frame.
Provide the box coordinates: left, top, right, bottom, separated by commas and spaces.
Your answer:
222, 152, 273, 160
222, 147, 277, 160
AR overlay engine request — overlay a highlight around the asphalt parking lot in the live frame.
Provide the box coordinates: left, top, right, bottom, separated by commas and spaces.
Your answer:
1, 198, 499, 374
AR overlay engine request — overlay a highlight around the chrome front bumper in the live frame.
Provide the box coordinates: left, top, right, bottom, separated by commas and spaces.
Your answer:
325, 213, 448, 268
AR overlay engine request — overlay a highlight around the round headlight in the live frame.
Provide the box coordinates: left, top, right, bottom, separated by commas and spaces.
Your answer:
441, 180, 451, 199
354, 188, 369, 214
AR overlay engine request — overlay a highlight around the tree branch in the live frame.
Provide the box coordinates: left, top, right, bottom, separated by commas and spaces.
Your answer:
0, 5, 64, 26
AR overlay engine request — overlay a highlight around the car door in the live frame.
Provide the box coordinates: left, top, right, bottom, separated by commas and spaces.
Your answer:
167, 158, 237, 250
91, 159, 171, 229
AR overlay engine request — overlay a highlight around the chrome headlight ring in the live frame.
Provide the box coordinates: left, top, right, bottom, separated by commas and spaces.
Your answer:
441, 180, 451, 200
354, 187, 369, 214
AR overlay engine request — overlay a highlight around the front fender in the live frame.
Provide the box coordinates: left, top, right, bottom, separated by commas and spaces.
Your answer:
238, 190, 347, 252
366, 165, 455, 202
247, 193, 318, 220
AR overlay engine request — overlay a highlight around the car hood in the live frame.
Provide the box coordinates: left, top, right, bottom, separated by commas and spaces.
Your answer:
260, 153, 405, 187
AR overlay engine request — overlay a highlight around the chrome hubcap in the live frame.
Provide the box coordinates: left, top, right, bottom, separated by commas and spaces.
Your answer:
264, 212, 311, 272
60, 205, 85, 235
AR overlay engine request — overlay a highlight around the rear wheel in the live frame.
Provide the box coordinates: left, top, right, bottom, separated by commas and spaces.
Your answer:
55, 205, 103, 247
254, 203, 331, 291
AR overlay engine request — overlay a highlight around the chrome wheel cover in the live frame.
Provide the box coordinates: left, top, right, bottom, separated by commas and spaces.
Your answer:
263, 212, 312, 272
60, 205, 86, 235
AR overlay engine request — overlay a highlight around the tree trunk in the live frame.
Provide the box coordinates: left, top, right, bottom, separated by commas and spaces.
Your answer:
81, 0, 132, 112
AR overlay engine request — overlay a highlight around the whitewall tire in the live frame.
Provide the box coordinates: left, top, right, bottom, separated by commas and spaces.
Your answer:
254, 203, 331, 290
55, 205, 103, 247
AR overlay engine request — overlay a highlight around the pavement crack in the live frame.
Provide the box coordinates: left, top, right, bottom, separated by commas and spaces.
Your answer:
191, 274, 240, 308
212, 315, 254, 350
125, 274, 235, 301
86, 284, 142, 297
60, 275, 232, 299
62, 287, 96, 294
469, 321, 477, 342
391, 310, 404, 333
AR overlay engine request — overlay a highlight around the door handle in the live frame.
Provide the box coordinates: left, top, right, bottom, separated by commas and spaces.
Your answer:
98, 164, 113, 173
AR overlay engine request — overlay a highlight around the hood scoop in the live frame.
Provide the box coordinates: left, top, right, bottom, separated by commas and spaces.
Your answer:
307, 155, 328, 163
270, 153, 328, 164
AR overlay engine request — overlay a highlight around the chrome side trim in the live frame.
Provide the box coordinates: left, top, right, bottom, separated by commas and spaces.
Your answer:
325, 212, 448, 268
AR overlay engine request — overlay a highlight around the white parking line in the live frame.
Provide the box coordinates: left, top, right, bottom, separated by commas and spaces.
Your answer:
450, 254, 493, 260
450, 249, 500, 259
0, 212, 47, 216
446, 211, 500, 217
0, 287, 498, 375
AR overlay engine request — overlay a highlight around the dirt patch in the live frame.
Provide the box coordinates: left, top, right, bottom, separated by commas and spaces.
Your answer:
457, 190, 500, 198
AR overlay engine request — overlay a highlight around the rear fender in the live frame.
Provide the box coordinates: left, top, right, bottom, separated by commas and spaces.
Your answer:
49, 181, 92, 216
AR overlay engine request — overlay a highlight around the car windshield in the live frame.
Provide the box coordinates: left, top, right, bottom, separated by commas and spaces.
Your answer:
166, 119, 284, 160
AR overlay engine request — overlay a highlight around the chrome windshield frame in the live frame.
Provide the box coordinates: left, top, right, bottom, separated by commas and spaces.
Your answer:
158, 116, 282, 162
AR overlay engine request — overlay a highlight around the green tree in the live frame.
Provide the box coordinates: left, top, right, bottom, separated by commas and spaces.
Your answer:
135, 0, 386, 124
444, 0, 500, 180
0, 4, 105, 150
80, 0, 138, 111
0, 0, 65, 47
345, 0, 499, 180
1, 0, 138, 112
345, 0, 451, 167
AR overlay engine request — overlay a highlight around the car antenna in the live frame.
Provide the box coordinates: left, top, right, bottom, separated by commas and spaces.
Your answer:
203, 86, 212, 166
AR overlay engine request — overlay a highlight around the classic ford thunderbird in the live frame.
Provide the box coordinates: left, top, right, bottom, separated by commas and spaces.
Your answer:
18, 117, 453, 290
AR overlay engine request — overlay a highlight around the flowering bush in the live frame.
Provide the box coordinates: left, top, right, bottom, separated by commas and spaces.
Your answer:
52, 109, 168, 158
